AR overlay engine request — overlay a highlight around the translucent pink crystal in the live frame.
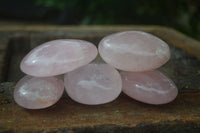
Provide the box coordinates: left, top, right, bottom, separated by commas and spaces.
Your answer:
14, 75, 64, 109
121, 70, 178, 105
64, 63, 122, 105
20, 39, 98, 77
99, 31, 170, 71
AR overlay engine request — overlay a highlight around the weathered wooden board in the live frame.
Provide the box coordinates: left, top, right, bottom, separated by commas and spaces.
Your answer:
0, 25, 200, 133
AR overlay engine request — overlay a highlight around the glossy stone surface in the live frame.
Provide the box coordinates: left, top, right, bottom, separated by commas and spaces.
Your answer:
121, 70, 178, 105
64, 63, 122, 105
99, 31, 170, 71
20, 39, 98, 77
14, 75, 64, 109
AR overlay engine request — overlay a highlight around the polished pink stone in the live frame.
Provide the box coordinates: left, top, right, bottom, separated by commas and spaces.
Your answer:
121, 70, 178, 105
64, 63, 122, 105
14, 75, 64, 109
20, 39, 98, 77
98, 31, 170, 71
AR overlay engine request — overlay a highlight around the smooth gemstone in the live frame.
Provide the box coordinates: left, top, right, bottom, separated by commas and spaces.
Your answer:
121, 70, 178, 105
98, 31, 170, 71
64, 63, 122, 105
14, 75, 64, 109
20, 39, 98, 77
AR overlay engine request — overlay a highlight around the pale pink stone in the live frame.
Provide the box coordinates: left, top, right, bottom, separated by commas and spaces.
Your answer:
64, 63, 122, 105
20, 39, 98, 77
14, 75, 64, 109
121, 70, 178, 105
98, 31, 170, 71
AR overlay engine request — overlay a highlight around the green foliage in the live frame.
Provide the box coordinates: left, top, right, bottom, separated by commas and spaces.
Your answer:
35, 0, 200, 39
36, 0, 66, 9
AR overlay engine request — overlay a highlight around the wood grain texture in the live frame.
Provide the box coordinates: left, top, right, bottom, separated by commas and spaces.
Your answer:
0, 25, 200, 133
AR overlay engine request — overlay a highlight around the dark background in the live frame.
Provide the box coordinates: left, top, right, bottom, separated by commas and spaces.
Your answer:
0, 0, 200, 40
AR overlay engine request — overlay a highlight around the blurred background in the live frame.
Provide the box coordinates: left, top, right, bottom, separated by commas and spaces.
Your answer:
0, 0, 200, 40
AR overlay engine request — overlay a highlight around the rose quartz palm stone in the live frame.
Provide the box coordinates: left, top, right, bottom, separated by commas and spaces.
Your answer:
64, 63, 122, 105
121, 70, 178, 105
99, 31, 170, 71
20, 39, 98, 77
14, 75, 64, 109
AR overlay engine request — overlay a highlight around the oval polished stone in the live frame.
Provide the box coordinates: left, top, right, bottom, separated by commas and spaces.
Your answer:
14, 75, 64, 109
64, 63, 122, 105
99, 31, 170, 71
121, 70, 178, 105
20, 39, 98, 77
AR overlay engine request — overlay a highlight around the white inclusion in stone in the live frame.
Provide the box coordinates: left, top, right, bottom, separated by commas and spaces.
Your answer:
25, 43, 84, 65
135, 83, 168, 94
19, 85, 28, 96
104, 39, 111, 48
24, 45, 50, 65
156, 47, 168, 59
108, 43, 155, 56
78, 80, 111, 90
19, 87, 38, 101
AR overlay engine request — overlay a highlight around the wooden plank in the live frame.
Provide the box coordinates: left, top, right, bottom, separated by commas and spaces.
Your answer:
0, 83, 200, 132
0, 25, 200, 133
0, 44, 9, 82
